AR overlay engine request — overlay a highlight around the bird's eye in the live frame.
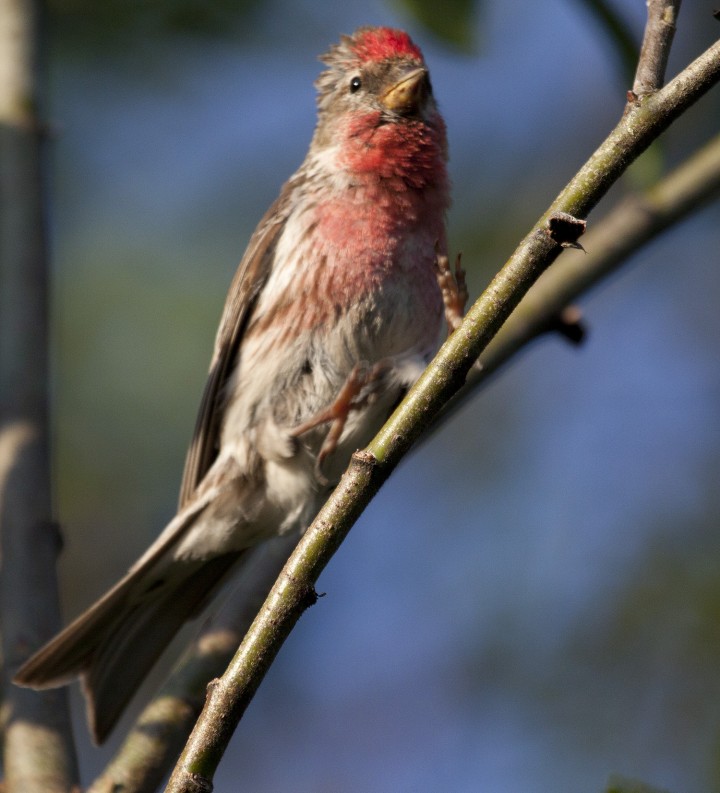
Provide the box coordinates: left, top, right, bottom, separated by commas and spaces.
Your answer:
349, 76, 362, 93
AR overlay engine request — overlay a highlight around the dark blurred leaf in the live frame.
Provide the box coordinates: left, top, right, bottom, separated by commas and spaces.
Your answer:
48, 0, 265, 53
571, 0, 638, 86
572, 2, 667, 185
606, 774, 671, 793
395, 0, 478, 52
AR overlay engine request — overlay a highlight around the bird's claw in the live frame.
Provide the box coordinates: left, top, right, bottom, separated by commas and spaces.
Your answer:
435, 251, 468, 335
291, 361, 388, 483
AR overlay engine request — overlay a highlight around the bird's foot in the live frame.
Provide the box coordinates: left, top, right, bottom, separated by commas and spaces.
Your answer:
435, 250, 468, 335
291, 361, 388, 482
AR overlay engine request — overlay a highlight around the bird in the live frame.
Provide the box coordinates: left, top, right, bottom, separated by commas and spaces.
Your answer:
14, 26, 452, 744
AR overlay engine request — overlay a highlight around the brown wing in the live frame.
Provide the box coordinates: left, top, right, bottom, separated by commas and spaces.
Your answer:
178, 186, 294, 508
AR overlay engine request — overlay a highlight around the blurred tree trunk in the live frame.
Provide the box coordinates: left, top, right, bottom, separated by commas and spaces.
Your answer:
0, 0, 79, 790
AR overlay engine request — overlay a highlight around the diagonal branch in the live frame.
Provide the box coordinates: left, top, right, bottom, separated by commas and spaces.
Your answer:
163, 27, 720, 793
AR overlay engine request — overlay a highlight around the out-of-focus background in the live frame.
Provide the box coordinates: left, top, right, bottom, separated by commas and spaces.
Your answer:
44, 1, 720, 790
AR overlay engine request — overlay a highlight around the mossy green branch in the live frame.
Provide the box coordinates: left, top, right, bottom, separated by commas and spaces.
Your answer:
166, 453, 381, 791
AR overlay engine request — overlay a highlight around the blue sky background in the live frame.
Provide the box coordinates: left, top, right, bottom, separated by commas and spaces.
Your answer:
41, 1, 720, 790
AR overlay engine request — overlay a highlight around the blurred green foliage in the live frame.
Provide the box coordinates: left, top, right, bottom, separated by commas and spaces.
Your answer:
606, 774, 671, 793
48, 0, 264, 51
395, 0, 478, 52
572, 0, 638, 86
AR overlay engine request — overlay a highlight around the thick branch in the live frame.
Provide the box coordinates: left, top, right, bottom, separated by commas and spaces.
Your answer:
0, 0, 79, 790
164, 30, 720, 793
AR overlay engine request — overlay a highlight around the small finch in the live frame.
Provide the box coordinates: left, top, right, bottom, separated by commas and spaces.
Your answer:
14, 26, 451, 743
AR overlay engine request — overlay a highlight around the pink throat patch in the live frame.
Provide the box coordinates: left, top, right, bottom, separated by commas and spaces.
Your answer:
351, 28, 423, 64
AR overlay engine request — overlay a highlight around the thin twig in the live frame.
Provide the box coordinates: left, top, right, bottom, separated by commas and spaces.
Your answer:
164, 28, 720, 793
632, 0, 680, 97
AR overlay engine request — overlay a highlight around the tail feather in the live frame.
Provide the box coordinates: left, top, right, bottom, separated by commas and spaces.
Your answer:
85, 553, 241, 743
14, 563, 149, 689
14, 551, 242, 743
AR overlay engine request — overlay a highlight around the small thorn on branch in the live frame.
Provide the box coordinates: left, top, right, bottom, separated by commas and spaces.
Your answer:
301, 585, 322, 609
547, 305, 587, 346
188, 772, 213, 793
545, 212, 587, 251
39, 519, 65, 554
352, 449, 378, 467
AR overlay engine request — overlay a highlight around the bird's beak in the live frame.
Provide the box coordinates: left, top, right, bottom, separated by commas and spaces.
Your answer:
380, 66, 428, 114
